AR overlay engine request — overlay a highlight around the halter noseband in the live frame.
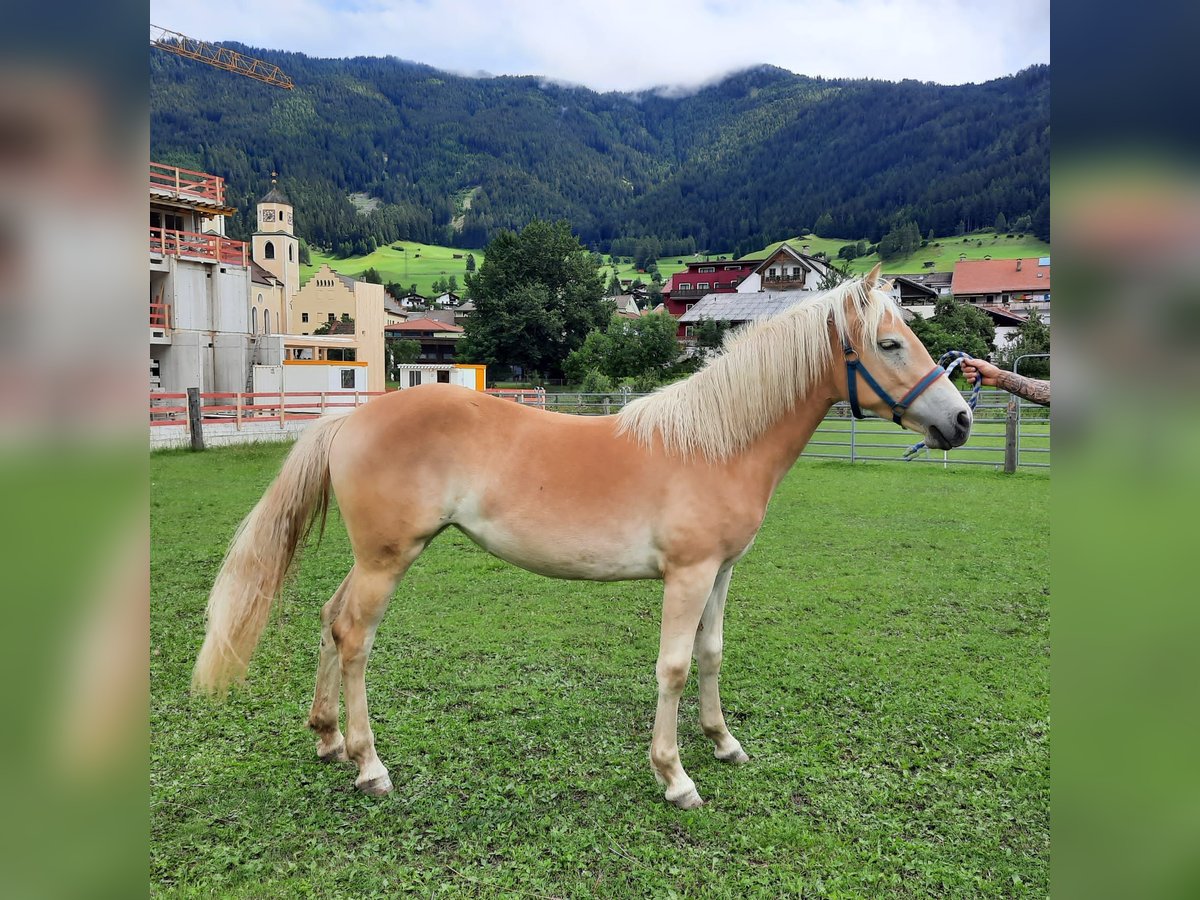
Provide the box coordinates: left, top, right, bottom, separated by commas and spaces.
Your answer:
843, 342, 947, 426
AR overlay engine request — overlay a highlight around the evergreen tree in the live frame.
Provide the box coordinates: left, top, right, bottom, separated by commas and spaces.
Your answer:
995, 211, 1008, 232
813, 212, 835, 237
465, 253, 476, 272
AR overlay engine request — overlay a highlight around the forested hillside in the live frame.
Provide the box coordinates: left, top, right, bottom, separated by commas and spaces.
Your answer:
150, 48, 1048, 254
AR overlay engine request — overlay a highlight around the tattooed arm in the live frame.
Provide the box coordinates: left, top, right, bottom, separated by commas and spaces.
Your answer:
961, 358, 1050, 406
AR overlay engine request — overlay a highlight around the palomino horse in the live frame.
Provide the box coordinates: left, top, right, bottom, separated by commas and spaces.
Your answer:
193, 267, 972, 808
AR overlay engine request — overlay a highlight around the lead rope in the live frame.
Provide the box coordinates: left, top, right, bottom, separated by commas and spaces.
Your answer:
902, 350, 982, 460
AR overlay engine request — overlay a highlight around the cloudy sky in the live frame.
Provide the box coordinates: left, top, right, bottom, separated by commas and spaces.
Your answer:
151, 0, 1049, 93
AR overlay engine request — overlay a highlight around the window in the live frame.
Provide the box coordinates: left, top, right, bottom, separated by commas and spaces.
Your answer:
408, 371, 422, 387
679, 283, 691, 290
328, 313, 336, 322
684, 325, 695, 337
301, 312, 309, 323
288, 245, 294, 262
792, 267, 801, 277
685, 303, 694, 311
250, 307, 257, 333
257, 292, 263, 305
699, 266, 715, 273
264, 309, 271, 334
768, 268, 778, 277
341, 369, 355, 389
697, 283, 710, 290
264, 241, 275, 260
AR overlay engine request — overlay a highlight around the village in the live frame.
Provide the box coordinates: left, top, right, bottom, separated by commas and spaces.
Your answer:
149, 158, 1049, 448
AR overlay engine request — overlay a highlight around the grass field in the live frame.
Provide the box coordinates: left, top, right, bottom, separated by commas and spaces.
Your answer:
303, 230, 1048, 300
152, 444, 1048, 898
302, 242, 485, 296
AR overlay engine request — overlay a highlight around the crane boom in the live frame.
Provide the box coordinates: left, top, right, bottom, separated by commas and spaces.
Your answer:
151, 25, 294, 90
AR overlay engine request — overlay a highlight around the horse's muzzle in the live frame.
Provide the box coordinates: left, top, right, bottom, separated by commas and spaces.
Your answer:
927, 410, 971, 450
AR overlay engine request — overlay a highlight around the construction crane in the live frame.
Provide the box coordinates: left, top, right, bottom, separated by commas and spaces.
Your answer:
151, 25, 294, 89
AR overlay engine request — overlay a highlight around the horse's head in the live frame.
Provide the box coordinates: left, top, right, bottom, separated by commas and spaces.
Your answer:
835, 264, 972, 450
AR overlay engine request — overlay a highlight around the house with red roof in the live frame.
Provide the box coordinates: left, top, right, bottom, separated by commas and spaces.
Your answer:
384, 317, 464, 363
951, 257, 1050, 312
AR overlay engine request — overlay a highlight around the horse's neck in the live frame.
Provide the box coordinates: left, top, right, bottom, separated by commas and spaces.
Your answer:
738, 378, 837, 494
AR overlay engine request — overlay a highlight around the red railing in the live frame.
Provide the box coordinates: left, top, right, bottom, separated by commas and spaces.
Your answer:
150, 227, 247, 266
485, 388, 547, 408
150, 391, 387, 429
149, 161, 225, 204
149, 302, 172, 330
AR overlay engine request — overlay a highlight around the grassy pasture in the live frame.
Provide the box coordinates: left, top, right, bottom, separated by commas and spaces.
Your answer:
302, 242, 484, 297
152, 445, 1048, 898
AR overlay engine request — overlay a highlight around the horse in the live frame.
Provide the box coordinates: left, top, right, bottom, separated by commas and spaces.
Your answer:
192, 266, 972, 808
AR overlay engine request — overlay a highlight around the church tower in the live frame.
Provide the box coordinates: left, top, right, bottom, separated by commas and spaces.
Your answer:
251, 173, 300, 323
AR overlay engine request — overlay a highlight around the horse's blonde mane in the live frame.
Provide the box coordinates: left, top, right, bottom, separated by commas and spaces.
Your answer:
616, 277, 896, 462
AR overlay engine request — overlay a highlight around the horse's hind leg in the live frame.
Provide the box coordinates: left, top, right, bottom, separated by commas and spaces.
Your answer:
333, 559, 414, 796
695, 566, 749, 764
308, 573, 351, 762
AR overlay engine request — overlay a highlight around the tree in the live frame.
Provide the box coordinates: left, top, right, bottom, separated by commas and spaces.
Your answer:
693, 318, 731, 361
818, 259, 853, 291
813, 212, 835, 237
908, 297, 995, 361
461, 220, 609, 376
447, 275, 458, 293
956, 220, 967, 236
563, 311, 681, 386
995, 211, 1008, 232
465, 253, 476, 272
387, 338, 421, 372
298, 238, 312, 266
313, 315, 355, 336
362, 267, 383, 284
607, 272, 623, 296
878, 220, 922, 259
994, 310, 1050, 378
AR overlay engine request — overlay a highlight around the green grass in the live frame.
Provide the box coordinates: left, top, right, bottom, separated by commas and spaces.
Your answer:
302, 230, 1049, 301
152, 445, 1048, 898
302, 241, 484, 296
754, 232, 1052, 276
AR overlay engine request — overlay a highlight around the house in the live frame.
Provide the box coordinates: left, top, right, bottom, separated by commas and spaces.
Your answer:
680, 287, 915, 334
891, 270, 952, 298
662, 258, 758, 337
384, 317, 465, 363
383, 293, 409, 326
886, 275, 943, 317
392, 363, 486, 391
453, 299, 476, 329
951, 257, 1050, 312
431, 291, 460, 308
735, 243, 833, 294
610, 294, 641, 317
398, 291, 428, 310
290, 262, 387, 392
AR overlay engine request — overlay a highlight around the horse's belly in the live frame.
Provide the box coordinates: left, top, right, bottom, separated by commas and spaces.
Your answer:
454, 517, 662, 581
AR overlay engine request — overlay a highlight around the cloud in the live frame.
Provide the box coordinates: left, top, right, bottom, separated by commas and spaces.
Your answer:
150, 0, 1049, 93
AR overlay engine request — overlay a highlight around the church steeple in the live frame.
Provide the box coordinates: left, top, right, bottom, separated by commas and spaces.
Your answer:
252, 170, 299, 323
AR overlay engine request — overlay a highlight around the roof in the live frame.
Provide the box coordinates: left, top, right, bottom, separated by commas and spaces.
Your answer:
250, 261, 278, 286
259, 185, 291, 205
679, 289, 836, 323
751, 243, 831, 276
890, 275, 939, 298
385, 318, 465, 333
892, 270, 953, 289
976, 305, 1031, 326
952, 258, 1050, 295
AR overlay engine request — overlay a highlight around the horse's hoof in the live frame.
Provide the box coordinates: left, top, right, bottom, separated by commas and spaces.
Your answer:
318, 742, 348, 763
669, 787, 705, 810
356, 774, 394, 796
716, 746, 750, 765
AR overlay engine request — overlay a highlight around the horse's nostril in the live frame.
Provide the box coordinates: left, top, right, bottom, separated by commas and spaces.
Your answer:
956, 410, 971, 430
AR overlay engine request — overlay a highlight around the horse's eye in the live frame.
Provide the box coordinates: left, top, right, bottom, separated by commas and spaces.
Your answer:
878, 339, 901, 351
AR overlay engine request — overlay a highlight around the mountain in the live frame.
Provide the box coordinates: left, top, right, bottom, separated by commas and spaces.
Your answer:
150, 49, 1049, 254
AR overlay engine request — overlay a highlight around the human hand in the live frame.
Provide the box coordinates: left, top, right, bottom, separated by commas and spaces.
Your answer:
960, 357, 1002, 386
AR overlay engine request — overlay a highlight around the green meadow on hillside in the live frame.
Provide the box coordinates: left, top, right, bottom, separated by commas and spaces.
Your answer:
301, 242, 484, 296
305, 230, 1050, 298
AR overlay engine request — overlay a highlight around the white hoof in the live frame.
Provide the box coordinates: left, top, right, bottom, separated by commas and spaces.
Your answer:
716, 742, 749, 764
665, 777, 704, 809
355, 773, 394, 796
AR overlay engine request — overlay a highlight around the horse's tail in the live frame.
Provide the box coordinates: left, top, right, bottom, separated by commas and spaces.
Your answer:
192, 414, 348, 696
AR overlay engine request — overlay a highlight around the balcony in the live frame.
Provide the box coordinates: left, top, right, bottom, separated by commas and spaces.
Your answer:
149, 161, 226, 206
150, 227, 247, 266
762, 275, 809, 289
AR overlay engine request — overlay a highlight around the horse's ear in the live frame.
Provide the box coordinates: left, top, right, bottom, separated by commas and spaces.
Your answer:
864, 263, 881, 287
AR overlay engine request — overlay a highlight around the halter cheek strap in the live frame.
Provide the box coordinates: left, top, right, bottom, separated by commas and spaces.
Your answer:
844, 343, 946, 426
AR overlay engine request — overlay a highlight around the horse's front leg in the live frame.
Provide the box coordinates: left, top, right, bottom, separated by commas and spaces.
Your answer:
650, 561, 721, 809
695, 566, 749, 764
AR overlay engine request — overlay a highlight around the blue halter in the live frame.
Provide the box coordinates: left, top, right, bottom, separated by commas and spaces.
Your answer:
843, 342, 947, 426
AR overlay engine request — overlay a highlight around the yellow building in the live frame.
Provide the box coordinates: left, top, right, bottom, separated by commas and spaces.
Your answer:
291, 262, 386, 392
